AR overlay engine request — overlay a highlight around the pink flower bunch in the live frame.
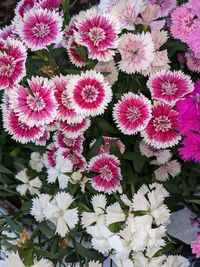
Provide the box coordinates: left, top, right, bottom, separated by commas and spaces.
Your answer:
191, 234, 200, 258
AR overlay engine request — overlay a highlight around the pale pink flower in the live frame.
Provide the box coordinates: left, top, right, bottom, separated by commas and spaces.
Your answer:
151, 30, 169, 50
98, 0, 120, 13
189, 0, 200, 17
4, 110, 44, 144
68, 70, 112, 117
148, 0, 177, 17
74, 8, 120, 61
185, 50, 200, 73
147, 70, 194, 105
9, 76, 57, 127
191, 235, 200, 258
118, 32, 155, 74
88, 154, 122, 194
142, 102, 181, 149
53, 75, 83, 123
59, 118, 90, 138
94, 60, 118, 85
188, 20, 200, 59
0, 38, 27, 89
170, 4, 197, 43
16, 7, 63, 51
113, 93, 152, 135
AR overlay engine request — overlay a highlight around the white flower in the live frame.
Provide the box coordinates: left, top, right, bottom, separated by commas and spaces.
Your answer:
47, 148, 73, 189
70, 170, 89, 193
132, 183, 170, 226
112, 257, 134, 267
151, 159, 181, 181
81, 194, 106, 228
87, 224, 123, 254
31, 194, 51, 222
88, 260, 102, 267
162, 255, 190, 267
0, 252, 53, 267
29, 152, 43, 172
139, 140, 172, 164
147, 226, 166, 249
106, 202, 126, 225
44, 192, 78, 237
133, 251, 166, 267
15, 168, 42, 195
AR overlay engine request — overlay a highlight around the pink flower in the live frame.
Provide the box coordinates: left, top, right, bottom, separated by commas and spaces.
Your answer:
59, 118, 90, 138
176, 80, 200, 135
189, 0, 200, 17
113, 93, 152, 135
170, 4, 197, 43
142, 102, 181, 149
118, 32, 155, 74
147, 70, 194, 105
63, 149, 86, 169
191, 235, 200, 258
16, 7, 63, 51
0, 24, 18, 40
68, 70, 112, 117
43, 143, 58, 168
0, 38, 27, 89
15, 0, 36, 17
88, 154, 122, 194
9, 76, 57, 127
66, 38, 86, 67
98, 0, 120, 13
188, 20, 200, 59
53, 131, 84, 153
185, 50, 200, 73
40, 0, 61, 10
53, 75, 83, 123
3, 110, 44, 144
92, 136, 125, 155
148, 0, 177, 17
94, 60, 119, 86
35, 129, 50, 146
74, 8, 120, 61
179, 132, 200, 163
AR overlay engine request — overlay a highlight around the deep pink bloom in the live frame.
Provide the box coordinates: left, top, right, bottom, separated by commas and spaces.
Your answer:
189, 0, 200, 17
16, 7, 63, 51
15, 0, 36, 17
43, 143, 58, 168
170, 4, 197, 43
113, 92, 152, 135
4, 110, 44, 144
147, 70, 194, 105
40, 0, 61, 10
53, 75, 84, 123
188, 20, 200, 59
176, 80, 200, 134
0, 24, 18, 40
74, 8, 120, 61
179, 132, 200, 163
142, 102, 181, 149
148, 0, 177, 17
35, 129, 50, 146
191, 235, 200, 258
0, 38, 27, 89
68, 70, 112, 117
62, 18, 77, 48
66, 38, 86, 67
53, 131, 84, 153
88, 154, 122, 194
63, 149, 86, 169
9, 76, 57, 127
59, 118, 90, 138
186, 50, 200, 73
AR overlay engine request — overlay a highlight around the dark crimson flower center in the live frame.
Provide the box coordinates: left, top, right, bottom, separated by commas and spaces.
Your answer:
154, 115, 172, 132
0, 58, 15, 76
32, 23, 50, 38
126, 106, 141, 121
27, 93, 46, 111
161, 81, 178, 95
81, 85, 99, 102
88, 27, 106, 46
64, 137, 75, 146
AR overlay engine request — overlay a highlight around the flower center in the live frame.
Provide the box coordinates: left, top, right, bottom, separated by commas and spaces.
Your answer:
81, 85, 99, 102
61, 91, 73, 109
27, 92, 46, 111
64, 137, 75, 146
100, 165, 113, 181
126, 107, 141, 121
32, 23, 50, 38
153, 115, 172, 132
0, 58, 15, 76
161, 81, 178, 95
89, 27, 106, 46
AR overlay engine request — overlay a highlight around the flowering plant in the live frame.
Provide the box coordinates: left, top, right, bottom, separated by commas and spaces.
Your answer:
0, 0, 200, 266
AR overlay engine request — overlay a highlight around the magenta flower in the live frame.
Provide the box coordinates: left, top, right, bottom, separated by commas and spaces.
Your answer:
40, 0, 61, 10
59, 118, 90, 139
15, 0, 36, 17
9, 76, 57, 127
176, 80, 200, 135
191, 235, 200, 258
16, 7, 63, 51
118, 32, 155, 74
170, 4, 197, 43
53, 75, 84, 123
148, 0, 177, 17
68, 70, 112, 117
179, 132, 200, 163
113, 93, 152, 135
88, 154, 122, 194
4, 110, 44, 144
53, 131, 84, 153
147, 70, 194, 105
35, 129, 50, 146
43, 143, 58, 168
0, 38, 27, 89
74, 8, 120, 61
142, 102, 181, 149
189, 0, 200, 17
63, 149, 86, 169
185, 50, 200, 73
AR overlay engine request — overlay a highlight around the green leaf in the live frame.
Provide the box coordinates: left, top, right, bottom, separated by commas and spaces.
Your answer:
0, 164, 13, 174
37, 222, 55, 239
86, 136, 103, 160
35, 248, 58, 259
